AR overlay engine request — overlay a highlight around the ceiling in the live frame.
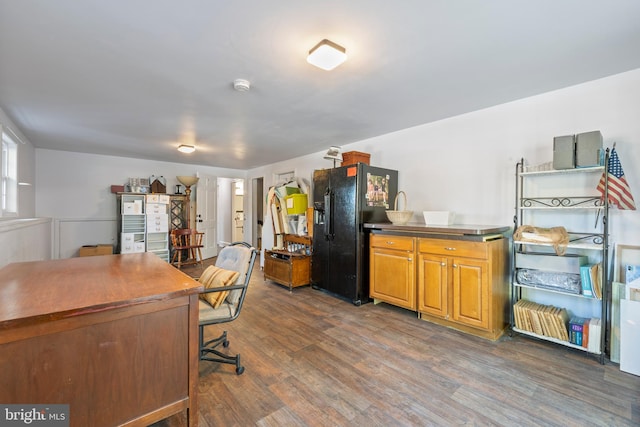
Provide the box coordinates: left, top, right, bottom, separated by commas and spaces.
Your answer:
1, 1, 639, 170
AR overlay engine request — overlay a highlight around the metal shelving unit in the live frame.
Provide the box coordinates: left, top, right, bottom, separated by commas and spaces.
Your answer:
511, 152, 609, 364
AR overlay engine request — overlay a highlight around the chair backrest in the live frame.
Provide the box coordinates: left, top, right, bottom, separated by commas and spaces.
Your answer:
215, 242, 257, 305
171, 228, 203, 247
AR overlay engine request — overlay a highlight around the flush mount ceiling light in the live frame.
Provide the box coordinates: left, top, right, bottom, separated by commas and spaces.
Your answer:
177, 144, 196, 154
307, 39, 347, 71
233, 79, 251, 91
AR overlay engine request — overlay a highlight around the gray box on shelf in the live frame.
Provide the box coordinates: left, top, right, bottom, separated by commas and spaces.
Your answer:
576, 130, 603, 167
515, 252, 588, 273
553, 135, 575, 169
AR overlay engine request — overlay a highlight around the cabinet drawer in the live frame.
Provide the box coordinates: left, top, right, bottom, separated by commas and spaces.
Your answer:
419, 238, 487, 259
147, 214, 168, 232
146, 203, 167, 214
371, 234, 414, 251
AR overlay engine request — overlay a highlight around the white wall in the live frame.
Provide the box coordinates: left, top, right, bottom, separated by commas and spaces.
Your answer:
247, 68, 640, 249
3, 68, 640, 266
35, 149, 245, 258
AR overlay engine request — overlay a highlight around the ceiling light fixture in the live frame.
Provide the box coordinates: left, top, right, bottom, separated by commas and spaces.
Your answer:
233, 79, 251, 91
177, 144, 196, 154
307, 39, 347, 71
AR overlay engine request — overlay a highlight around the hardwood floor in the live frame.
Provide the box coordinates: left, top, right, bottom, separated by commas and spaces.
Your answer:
156, 260, 640, 426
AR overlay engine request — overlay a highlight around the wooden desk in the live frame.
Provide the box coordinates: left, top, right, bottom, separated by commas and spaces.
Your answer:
0, 253, 203, 427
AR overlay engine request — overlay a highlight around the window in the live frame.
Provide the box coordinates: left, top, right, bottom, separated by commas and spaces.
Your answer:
1, 126, 18, 216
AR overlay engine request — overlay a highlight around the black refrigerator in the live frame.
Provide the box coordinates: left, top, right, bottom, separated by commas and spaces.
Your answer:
311, 163, 398, 305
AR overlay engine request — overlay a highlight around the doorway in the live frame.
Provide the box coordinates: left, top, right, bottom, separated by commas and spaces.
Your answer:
232, 180, 244, 242
252, 177, 264, 250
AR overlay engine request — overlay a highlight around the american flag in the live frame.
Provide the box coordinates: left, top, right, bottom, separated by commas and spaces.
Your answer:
597, 147, 636, 210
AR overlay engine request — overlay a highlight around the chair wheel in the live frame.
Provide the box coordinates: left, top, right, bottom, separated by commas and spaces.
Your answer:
236, 366, 245, 375
223, 340, 230, 348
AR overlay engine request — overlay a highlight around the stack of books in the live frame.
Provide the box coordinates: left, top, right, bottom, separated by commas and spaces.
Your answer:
579, 263, 602, 299
513, 300, 569, 341
569, 317, 601, 352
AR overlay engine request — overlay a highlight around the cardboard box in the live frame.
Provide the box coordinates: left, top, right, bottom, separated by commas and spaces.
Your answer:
341, 151, 370, 166
575, 130, 603, 167
553, 135, 575, 169
79, 244, 113, 257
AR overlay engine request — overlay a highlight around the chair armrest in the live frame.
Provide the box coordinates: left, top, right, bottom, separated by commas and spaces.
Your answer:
199, 284, 246, 294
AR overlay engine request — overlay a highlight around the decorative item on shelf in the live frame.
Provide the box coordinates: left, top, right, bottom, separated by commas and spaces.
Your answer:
150, 175, 167, 193
176, 175, 199, 229
386, 191, 413, 225
324, 146, 342, 168
127, 178, 150, 193
175, 184, 182, 194
423, 211, 455, 225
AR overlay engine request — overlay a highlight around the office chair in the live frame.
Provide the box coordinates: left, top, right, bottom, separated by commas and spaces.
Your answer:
198, 241, 257, 374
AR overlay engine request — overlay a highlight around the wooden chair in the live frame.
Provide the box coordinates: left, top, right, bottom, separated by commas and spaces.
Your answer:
198, 242, 258, 374
170, 228, 204, 268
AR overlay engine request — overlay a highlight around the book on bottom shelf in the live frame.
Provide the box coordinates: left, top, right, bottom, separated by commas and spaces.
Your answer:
569, 317, 587, 346
514, 299, 569, 342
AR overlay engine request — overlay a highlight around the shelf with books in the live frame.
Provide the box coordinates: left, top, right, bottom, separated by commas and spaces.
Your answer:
511, 155, 608, 364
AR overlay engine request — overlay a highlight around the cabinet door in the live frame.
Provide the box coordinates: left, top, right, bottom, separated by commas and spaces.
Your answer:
452, 257, 489, 329
370, 247, 415, 310
417, 253, 448, 318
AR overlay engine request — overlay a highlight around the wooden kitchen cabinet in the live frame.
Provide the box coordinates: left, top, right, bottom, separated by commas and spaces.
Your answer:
417, 237, 507, 340
370, 234, 416, 310
417, 253, 448, 318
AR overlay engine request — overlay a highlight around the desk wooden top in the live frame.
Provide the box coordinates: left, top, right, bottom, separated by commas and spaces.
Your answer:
0, 253, 203, 328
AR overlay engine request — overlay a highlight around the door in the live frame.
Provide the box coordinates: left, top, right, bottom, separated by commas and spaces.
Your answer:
451, 257, 489, 329
252, 177, 264, 250
326, 167, 358, 299
311, 169, 330, 289
418, 253, 448, 318
370, 245, 416, 310
196, 173, 218, 259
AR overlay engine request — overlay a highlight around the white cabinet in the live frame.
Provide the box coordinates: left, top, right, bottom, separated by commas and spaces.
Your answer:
116, 193, 170, 262
119, 194, 146, 254
145, 195, 169, 262
511, 155, 608, 363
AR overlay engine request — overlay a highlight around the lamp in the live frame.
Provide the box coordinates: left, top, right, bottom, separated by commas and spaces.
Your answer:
176, 175, 199, 229
178, 144, 196, 154
307, 39, 347, 71
324, 146, 343, 168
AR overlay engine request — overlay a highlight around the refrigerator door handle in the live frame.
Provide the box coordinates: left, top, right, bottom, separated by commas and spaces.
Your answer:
324, 189, 331, 240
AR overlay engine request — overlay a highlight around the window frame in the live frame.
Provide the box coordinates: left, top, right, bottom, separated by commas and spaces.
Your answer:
1, 125, 18, 217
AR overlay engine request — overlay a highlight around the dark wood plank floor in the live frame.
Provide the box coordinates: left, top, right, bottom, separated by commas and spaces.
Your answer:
156, 260, 640, 427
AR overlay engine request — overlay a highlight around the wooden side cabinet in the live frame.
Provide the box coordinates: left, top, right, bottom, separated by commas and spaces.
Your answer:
369, 234, 416, 310
417, 237, 508, 340
264, 234, 312, 291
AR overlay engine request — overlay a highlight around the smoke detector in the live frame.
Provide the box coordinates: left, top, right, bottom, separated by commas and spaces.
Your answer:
233, 79, 251, 92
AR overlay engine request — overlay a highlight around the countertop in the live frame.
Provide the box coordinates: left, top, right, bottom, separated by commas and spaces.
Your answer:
364, 222, 511, 236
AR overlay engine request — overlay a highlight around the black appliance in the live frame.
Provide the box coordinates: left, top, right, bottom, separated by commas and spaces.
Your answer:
311, 163, 398, 305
